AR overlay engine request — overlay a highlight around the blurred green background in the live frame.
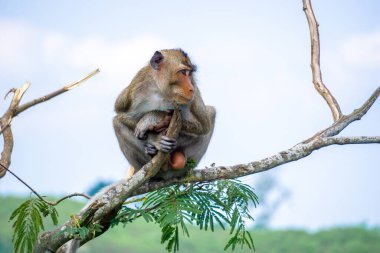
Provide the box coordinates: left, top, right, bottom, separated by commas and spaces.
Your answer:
1, 195, 379, 253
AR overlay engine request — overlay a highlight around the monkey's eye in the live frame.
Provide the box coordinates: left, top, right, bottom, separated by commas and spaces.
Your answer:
179, 69, 191, 76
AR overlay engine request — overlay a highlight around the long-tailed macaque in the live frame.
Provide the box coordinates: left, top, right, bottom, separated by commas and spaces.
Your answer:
113, 49, 216, 179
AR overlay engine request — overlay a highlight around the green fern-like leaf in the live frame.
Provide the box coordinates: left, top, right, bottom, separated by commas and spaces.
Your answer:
10, 198, 59, 253
115, 179, 259, 253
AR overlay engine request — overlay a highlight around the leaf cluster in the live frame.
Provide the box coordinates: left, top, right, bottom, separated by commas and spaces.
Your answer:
9, 198, 58, 253
58, 221, 103, 241
114, 179, 259, 252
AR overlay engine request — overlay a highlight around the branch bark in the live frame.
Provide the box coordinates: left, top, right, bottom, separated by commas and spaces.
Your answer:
0, 82, 29, 177
303, 0, 342, 121
15, 69, 100, 116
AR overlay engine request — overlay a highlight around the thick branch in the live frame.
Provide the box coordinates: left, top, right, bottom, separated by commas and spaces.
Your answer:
33, 108, 182, 253
303, 0, 342, 121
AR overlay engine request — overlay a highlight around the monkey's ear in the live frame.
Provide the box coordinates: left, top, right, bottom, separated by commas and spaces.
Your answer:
150, 51, 164, 70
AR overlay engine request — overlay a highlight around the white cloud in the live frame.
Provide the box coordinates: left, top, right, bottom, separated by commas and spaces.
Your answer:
0, 19, 172, 87
0, 20, 42, 76
341, 30, 380, 67
45, 35, 172, 80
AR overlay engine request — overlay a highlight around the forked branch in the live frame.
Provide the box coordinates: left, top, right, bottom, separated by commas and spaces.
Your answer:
0, 69, 100, 178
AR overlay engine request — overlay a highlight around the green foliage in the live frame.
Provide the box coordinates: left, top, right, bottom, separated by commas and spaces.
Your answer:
9, 197, 58, 253
58, 221, 103, 241
184, 158, 197, 171
114, 179, 259, 252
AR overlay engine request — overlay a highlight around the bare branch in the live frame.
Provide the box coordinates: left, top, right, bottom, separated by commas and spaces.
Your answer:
0, 163, 90, 206
0, 83, 29, 177
1, 70, 99, 178
323, 136, 380, 145
304, 86, 380, 142
47, 193, 91, 206
135, 135, 380, 195
303, 0, 342, 121
0, 125, 13, 178
15, 69, 100, 116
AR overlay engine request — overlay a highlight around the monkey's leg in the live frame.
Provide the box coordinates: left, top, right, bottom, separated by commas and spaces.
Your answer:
179, 106, 216, 163
113, 116, 151, 171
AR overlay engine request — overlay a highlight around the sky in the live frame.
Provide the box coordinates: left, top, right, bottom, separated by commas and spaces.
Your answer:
0, 0, 379, 230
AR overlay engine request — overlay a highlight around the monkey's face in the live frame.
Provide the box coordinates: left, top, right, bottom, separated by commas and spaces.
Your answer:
150, 49, 197, 105
168, 68, 195, 105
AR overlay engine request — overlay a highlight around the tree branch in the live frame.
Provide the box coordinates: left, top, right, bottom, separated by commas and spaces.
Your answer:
304, 86, 380, 142
33, 108, 183, 253
0, 82, 29, 177
15, 69, 100, 116
303, 0, 342, 121
0, 70, 99, 178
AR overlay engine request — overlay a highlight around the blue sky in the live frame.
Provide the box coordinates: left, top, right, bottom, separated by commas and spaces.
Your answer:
0, 0, 379, 229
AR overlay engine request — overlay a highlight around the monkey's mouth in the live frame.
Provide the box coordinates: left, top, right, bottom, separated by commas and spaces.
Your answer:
175, 94, 193, 104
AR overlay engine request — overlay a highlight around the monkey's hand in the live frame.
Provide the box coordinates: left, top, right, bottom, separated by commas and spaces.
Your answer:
159, 136, 177, 153
144, 143, 158, 156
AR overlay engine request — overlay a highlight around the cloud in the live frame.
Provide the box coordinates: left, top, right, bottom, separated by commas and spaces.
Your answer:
44, 34, 172, 81
0, 20, 42, 76
341, 30, 380, 68
323, 30, 380, 93
0, 19, 172, 87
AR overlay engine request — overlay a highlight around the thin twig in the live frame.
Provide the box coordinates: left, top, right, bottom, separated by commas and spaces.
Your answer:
15, 69, 100, 116
303, 0, 342, 121
0, 163, 43, 200
48, 193, 91, 206
0, 163, 89, 205
123, 196, 146, 205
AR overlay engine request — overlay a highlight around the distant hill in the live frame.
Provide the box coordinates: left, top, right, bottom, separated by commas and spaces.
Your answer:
1, 195, 380, 253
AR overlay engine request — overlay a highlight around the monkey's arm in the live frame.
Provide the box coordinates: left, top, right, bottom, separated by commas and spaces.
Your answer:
113, 85, 139, 130
181, 91, 216, 136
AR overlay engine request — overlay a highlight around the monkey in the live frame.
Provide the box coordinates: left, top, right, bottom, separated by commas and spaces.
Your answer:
113, 49, 216, 180
64, 50, 214, 253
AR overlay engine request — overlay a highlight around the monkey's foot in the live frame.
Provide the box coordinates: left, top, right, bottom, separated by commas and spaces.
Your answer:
169, 151, 186, 170
144, 143, 158, 156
